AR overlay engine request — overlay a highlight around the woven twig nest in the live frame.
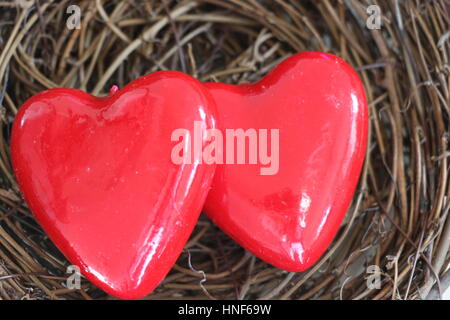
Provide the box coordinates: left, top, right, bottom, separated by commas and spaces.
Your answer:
0, 0, 448, 300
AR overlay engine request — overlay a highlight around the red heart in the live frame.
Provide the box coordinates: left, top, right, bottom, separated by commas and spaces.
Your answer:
11, 72, 217, 299
204, 52, 368, 271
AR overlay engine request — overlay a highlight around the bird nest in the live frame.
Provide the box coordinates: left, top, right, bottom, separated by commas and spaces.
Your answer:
0, 0, 449, 300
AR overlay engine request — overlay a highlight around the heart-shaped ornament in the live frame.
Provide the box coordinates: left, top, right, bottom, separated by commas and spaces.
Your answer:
11, 71, 217, 299
204, 52, 368, 271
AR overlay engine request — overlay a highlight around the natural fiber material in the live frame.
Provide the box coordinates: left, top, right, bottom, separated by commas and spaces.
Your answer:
0, 0, 448, 300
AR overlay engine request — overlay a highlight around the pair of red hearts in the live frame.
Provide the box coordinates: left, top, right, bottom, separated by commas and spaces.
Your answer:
11, 52, 368, 299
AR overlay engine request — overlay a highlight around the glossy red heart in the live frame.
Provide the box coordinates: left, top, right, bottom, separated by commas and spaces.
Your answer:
11, 71, 217, 299
204, 52, 368, 271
